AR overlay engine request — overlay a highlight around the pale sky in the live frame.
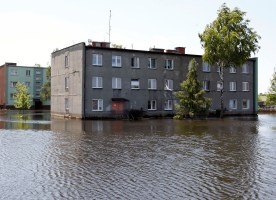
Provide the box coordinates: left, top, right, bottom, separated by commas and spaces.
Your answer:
0, 0, 275, 93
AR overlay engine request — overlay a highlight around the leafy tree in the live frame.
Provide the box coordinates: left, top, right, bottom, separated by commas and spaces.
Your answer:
14, 82, 32, 110
266, 70, 276, 105
174, 59, 211, 119
40, 66, 51, 101
199, 3, 260, 117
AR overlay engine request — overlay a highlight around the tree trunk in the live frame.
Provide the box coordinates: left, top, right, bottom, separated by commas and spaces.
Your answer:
219, 66, 224, 118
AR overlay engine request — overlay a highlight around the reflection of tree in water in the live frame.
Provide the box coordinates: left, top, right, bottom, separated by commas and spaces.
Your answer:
198, 118, 260, 199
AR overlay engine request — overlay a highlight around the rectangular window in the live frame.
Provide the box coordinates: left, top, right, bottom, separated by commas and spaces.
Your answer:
229, 81, 237, 91
164, 79, 173, 91
112, 77, 122, 89
10, 69, 18, 76
165, 59, 174, 70
164, 100, 173, 110
92, 54, 102, 66
242, 99, 250, 109
92, 99, 103, 111
202, 80, 210, 91
148, 79, 157, 90
112, 55, 122, 67
217, 81, 223, 91
10, 93, 15, 99
202, 62, 210, 72
26, 70, 31, 76
36, 71, 42, 75
131, 79, 140, 89
65, 98, 69, 111
242, 82, 249, 91
65, 77, 69, 89
65, 55, 69, 68
10, 81, 18, 87
229, 99, 237, 109
131, 57, 140, 68
92, 77, 103, 88
229, 66, 236, 73
25, 82, 30, 87
148, 58, 156, 69
242, 63, 249, 73
148, 100, 157, 110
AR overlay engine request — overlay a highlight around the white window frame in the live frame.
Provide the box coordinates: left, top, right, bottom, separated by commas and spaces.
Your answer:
10, 93, 15, 99
164, 100, 173, 110
148, 79, 157, 90
242, 82, 249, 91
25, 82, 30, 87
92, 54, 103, 66
10, 69, 18, 76
165, 59, 174, 70
92, 77, 103, 88
148, 58, 156, 69
217, 81, 223, 91
202, 62, 210, 72
148, 100, 157, 110
65, 55, 69, 68
202, 80, 210, 91
65, 77, 69, 89
131, 79, 140, 89
65, 98, 69, 111
164, 79, 173, 91
112, 77, 122, 89
242, 99, 250, 109
229, 66, 237, 73
131, 57, 140, 68
229, 81, 237, 91
92, 99, 103, 111
26, 70, 31, 76
242, 63, 249, 73
112, 55, 122, 67
229, 99, 237, 110
10, 81, 18, 87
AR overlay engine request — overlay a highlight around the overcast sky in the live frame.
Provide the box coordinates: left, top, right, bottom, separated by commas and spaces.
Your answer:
0, 0, 274, 93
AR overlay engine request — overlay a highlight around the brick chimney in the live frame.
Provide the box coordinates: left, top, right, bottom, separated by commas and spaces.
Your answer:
175, 47, 185, 54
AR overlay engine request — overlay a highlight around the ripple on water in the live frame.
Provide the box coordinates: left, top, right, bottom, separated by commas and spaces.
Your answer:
1, 116, 276, 199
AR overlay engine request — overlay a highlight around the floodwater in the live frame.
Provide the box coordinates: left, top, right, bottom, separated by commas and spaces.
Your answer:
0, 110, 276, 199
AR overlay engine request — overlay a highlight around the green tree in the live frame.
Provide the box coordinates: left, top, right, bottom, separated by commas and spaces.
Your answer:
266, 70, 276, 105
14, 82, 32, 110
40, 66, 51, 101
199, 3, 260, 117
174, 59, 211, 119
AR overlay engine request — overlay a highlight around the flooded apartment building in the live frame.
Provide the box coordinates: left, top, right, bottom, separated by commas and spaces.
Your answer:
0, 63, 50, 109
51, 42, 258, 119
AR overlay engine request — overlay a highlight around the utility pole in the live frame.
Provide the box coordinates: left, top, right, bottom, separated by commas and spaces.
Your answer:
109, 10, 111, 43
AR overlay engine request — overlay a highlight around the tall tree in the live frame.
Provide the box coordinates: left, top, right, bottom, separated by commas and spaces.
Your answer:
174, 59, 211, 119
199, 3, 260, 117
266, 69, 276, 105
40, 66, 51, 101
14, 82, 32, 110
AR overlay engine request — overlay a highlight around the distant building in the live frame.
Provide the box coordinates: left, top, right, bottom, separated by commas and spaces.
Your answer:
0, 63, 50, 109
51, 42, 258, 119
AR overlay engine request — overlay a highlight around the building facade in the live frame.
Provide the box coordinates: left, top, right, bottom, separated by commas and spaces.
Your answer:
0, 63, 50, 109
51, 42, 258, 119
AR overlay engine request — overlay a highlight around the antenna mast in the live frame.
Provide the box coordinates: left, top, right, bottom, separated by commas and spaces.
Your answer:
109, 10, 111, 43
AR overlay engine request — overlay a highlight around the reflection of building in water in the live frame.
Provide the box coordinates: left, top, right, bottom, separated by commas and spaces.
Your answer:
0, 63, 50, 109
51, 42, 258, 119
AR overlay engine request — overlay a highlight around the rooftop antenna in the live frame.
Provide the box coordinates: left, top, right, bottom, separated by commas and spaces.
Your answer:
108, 10, 111, 43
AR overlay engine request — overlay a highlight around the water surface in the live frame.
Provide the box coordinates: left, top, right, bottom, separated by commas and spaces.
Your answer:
0, 111, 276, 199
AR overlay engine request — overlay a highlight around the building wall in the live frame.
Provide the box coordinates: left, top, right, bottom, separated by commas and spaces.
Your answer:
84, 47, 257, 118
4, 64, 49, 107
0, 65, 6, 106
51, 43, 85, 118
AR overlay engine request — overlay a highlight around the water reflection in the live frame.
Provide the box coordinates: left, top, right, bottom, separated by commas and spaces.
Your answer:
1, 111, 276, 199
